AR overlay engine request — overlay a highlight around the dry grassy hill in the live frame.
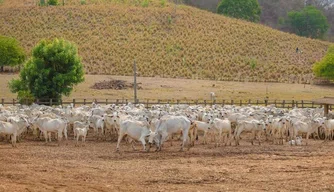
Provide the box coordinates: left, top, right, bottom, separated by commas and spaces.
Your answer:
0, 0, 332, 83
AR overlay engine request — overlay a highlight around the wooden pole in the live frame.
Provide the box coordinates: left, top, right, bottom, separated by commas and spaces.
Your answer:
325, 104, 329, 116
133, 60, 137, 104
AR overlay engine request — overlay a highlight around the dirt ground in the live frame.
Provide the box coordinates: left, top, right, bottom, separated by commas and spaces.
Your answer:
1, 74, 334, 101
1, 134, 334, 192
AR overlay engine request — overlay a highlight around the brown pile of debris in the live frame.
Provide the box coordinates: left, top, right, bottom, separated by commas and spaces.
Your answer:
91, 79, 142, 90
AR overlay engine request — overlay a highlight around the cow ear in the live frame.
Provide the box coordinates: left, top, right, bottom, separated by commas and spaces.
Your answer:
117, 116, 120, 118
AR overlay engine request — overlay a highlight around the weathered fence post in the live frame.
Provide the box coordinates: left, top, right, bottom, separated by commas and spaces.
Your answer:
60, 99, 63, 106
301, 100, 304, 108
1, 99, 4, 106
282, 100, 285, 108
265, 99, 268, 106
73, 99, 76, 107
274, 100, 277, 107
240, 100, 242, 106
222, 100, 225, 107
292, 100, 295, 108
195, 100, 198, 105
116, 99, 119, 105
106, 99, 108, 105
312, 102, 314, 108
256, 100, 259, 105
125, 99, 128, 104
50, 99, 52, 106
12, 99, 15, 105
177, 100, 180, 105
84, 99, 86, 105
158, 99, 161, 104
204, 100, 206, 106
231, 100, 234, 105
146, 99, 149, 109
295, 101, 298, 108
248, 99, 251, 105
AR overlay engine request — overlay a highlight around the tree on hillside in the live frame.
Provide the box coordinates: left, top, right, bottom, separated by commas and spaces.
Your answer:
217, 0, 261, 22
287, 6, 329, 39
0, 36, 25, 72
9, 38, 84, 102
313, 45, 334, 80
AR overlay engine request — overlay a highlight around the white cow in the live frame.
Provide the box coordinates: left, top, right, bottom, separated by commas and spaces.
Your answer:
88, 115, 105, 139
74, 126, 89, 147
116, 119, 154, 152
32, 117, 68, 144
235, 120, 266, 145
209, 118, 232, 147
191, 120, 211, 144
291, 119, 323, 145
151, 116, 191, 151
0, 117, 29, 147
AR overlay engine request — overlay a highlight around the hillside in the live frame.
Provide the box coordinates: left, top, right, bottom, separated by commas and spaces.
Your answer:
0, 0, 332, 83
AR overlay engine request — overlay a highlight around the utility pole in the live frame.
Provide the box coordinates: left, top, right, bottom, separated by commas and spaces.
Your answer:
133, 60, 137, 104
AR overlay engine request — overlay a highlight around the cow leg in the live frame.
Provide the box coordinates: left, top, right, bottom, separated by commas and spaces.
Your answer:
139, 136, 147, 152
43, 131, 48, 143
12, 133, 17, 147
306, 133, 309, 146
76, 135, 79, 147
116, 132, 125, 151
82, 135, 86, 147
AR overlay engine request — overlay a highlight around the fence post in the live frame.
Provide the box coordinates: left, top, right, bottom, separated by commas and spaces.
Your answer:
146, 99, 149, 109
50, 99, 52, 106
265, 99, 268, 106
1, 99, 4, 106
295, 101, 298, 108
158, 99, 161, 104
13, 99, 15, 105
301, 100, 304, 108
312, 102, 314, 108
106, 99, 108, 105
177, 100, 180, 105
282, 100, 285, 108
292, 100, 295, 108
204, 100, 206, 106
231, 100, 234, 105
256, 100, 259, 105
195, 100, 198, 105
248, 99, 251, 105
84, 99, 86, 105
73, 99, 76, 107
213, 100, 216, 106
60, 99, 63, 106
240, 100, 242, 106
274, 100, 277, 107
116, 99, 119, 105
222, 100, 225, 107
125, 99, 128, 104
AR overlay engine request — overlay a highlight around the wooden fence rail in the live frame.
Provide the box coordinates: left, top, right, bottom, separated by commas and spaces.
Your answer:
1, 98, 331, 110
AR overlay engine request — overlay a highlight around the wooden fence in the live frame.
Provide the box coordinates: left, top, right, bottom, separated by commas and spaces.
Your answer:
0, 98, 331, 110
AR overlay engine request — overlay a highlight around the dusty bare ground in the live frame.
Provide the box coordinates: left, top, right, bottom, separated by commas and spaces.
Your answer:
1, 133, 334, 192
1, 74, 334, 101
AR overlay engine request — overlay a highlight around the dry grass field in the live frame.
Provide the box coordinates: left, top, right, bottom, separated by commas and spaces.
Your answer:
1, 135, 334, 192
1, 74, 334, 102
0, 0, 332, 83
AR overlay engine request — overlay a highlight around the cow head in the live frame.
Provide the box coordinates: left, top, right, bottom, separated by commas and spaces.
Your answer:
147, 131, 159, 145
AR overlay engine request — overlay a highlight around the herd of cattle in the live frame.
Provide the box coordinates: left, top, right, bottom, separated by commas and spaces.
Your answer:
0, 102, 333, 151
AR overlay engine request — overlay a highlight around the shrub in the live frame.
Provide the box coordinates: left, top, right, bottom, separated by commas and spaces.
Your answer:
0, 36, 26, 72
313, 45, 334, 80
9, 38, 85, 100
48, 0, 59, 6
217, 0, 261, 23
80, 0, 86, 5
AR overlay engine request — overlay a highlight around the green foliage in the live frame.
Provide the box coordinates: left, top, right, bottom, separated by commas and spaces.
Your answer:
141, 0, 149, 7
39, 0, 46, 6
48, 0, 59, 5
249, 58, 257, 70
0, 36, 25, 69
217, 0, 261, 22
80, 0, 86, 5
160, 0, 166, 7
288, 6, 329, 39
313, 45, 334, 79
9, 38, 85, 100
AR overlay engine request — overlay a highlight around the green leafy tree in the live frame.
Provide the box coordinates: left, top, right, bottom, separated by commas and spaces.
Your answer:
217, 0, 261, 23
0, 36, 25, 72
9, 38, 84, 101
313, 45, 334, 79
48, 0, 58, 5
288, 6, 329, 39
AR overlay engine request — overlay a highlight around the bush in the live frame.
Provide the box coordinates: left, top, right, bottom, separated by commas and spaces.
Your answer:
48, 0, 59, 6
9, 38, 85, 100
288, 6, 329, 39
0, 36, 26, 72
141, 0, 149, 7
217, 0, 261, 23
80, 0, 86, 5
313, 45, 334, 80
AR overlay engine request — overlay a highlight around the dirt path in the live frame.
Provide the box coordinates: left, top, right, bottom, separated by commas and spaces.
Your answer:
1, 137, 334, 192
1, 74, 334, 101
